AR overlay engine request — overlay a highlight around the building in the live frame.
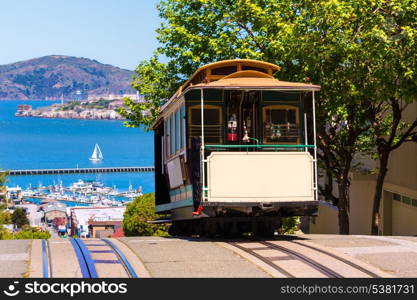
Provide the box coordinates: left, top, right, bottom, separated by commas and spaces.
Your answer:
87, 220, 123, 238
108, 100, 124, 109
87, 93, 145, 102
74, 90, 87, 101
16, 104, 32, 111
43, 202, 67, 225
310, 102, 417, 235
6, 187, 22, 205
70, 206, 126, 238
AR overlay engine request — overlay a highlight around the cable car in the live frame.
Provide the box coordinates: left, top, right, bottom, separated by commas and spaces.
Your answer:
152, 59, 320, 236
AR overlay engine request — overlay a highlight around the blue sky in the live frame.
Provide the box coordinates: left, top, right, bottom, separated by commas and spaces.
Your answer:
0, 0, 161, 70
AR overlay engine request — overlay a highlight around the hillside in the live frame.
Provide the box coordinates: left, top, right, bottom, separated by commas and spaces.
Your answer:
0, 55, 134, 100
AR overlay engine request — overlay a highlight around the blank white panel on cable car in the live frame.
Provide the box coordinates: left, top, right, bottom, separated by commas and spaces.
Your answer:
167, 157, 183, 189
206, 152, 314, 202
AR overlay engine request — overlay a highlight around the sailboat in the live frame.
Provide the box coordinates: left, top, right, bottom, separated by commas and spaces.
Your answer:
89, 144, 103, 162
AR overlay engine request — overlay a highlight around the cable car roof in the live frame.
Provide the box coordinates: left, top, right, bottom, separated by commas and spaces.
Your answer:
152, 59, 320, 128
189, 76, 320, 91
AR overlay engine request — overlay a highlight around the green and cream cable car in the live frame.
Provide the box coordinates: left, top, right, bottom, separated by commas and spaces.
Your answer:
152, 59, 320, 236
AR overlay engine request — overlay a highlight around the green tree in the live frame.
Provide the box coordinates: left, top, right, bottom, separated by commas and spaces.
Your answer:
280, 217, 300, 235
364, 2, 417, 234
11, 208, 29, 229
12, 226, 51, 239
370, 101, 417, 235
0, 171, 7, 203
123, 193, 169, 236
0, 226, 12, 240
121, 0, 417, 234
0, 225, 51, 240
0, 171, 7, 186
0, 210, 12, 225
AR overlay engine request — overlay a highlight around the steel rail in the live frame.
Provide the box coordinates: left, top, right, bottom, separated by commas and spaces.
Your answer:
41, 239, 49, 278
290, 240, 380, 278
69, 238, 98, 278
70, 238, 91, 278
102, 238, 138, 278
74, 239, 99, 278
229, 242, 294, 278
47, 239, 53, 277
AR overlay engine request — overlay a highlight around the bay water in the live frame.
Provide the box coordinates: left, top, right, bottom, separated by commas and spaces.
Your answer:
0, 100, 154, 198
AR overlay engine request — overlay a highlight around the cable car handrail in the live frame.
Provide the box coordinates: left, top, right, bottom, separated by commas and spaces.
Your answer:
204, 144, 315, 149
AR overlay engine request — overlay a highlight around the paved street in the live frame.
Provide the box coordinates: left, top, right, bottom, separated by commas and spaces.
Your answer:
1, 235, 417, 278
119, 236, 270, 277
301, 234, 417, 277
0, 240, 31, 278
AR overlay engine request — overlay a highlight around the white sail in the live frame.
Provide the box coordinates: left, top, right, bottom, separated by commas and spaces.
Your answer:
90, 144, 103, 161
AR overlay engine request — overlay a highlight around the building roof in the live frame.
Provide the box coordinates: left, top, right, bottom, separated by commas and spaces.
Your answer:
87, 220, 122, 226
44, 202, 67, 214
71, 206, 126, 227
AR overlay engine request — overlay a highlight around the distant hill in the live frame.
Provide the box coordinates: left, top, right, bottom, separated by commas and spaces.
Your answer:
0, 55, 134, 100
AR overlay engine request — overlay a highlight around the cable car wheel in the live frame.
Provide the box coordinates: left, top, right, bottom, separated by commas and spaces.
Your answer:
169, 217, 281, 238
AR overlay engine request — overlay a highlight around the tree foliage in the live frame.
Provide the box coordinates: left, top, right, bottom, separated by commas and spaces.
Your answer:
0, 225, 51, 240
280, 217, 300, 235
11, 208, 29, 229
123, 193, 169, 236
0, 210, 11, 225
121, 0, 417, 233
0, 171, 7, 187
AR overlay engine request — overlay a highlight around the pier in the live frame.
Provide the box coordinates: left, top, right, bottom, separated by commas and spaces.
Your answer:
3, 166, 154, 176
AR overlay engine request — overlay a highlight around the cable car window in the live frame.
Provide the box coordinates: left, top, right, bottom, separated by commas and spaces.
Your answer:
165, 118, 170, 157
211, 66, 237, 75
181, 104, 185, 149
191, 108, 219, 125
176, 109, 181, 152
263, 105, 299, 144
170, 113, 175, 154
191, 71, 206, 85
189, 105, 223, 144
270, 110, 286, 124
242, 66, 267, 73
287, 109, 296, 124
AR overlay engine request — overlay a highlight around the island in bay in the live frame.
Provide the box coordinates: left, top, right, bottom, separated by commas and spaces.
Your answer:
0, 55, 134, 100
14, 97, 140, 120
1, 55, 145, 120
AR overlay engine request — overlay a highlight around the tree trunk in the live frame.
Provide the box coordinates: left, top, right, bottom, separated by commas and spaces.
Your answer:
371, 151, 389, 235
337, 177, 350, 234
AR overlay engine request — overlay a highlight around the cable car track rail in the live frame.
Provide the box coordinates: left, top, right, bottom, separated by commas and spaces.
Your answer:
102, 238, 138, 278
259, 241, 343, 278
229, 242, 294, 278
69, 238, 137, 278
41, 239, 53, 278
289, 240, 380, 278
227, 239, 381, 278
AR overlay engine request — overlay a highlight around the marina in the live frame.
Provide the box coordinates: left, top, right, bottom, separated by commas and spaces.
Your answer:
14, 179, 144, 207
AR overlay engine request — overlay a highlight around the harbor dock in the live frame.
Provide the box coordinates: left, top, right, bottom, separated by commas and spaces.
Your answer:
3, 166, 154, 176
